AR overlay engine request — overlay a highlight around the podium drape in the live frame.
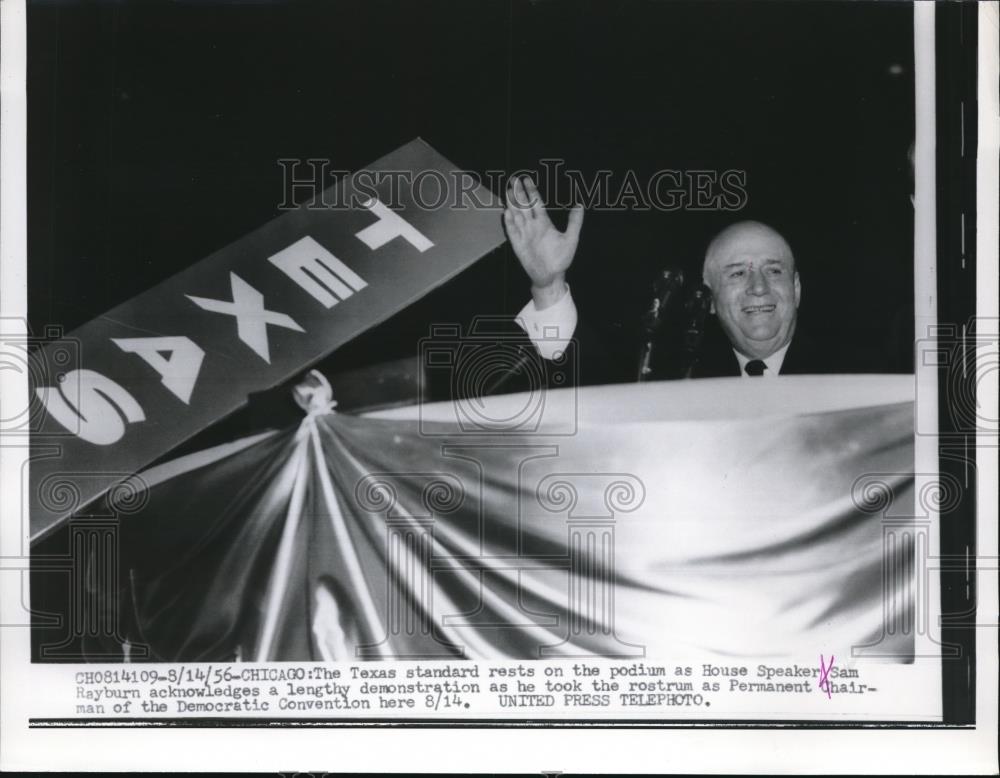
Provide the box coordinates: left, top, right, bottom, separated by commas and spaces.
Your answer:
94, 376, 916, 662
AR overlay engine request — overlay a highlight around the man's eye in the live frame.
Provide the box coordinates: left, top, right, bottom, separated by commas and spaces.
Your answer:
767, 267, 783, 275
729, 270, 745, 279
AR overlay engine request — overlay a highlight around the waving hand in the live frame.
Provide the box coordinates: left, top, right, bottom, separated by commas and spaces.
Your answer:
503, 176, 584, 309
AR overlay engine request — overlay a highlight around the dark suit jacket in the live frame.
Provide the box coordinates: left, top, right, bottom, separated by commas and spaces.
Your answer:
541, 311, 889, 384
688, 321, 884, 378
498, 313, 889, 392
230, 313, 886, 434
467, 315, 628, 396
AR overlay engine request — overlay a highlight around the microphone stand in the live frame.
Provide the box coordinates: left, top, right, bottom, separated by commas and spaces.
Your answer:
637, 328, 658, 382
680, 285, 712, 379
637, 268, 684, 382
480, 346, 535, 396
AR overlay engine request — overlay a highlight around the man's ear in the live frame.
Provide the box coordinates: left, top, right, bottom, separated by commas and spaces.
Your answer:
793, 271, 802, 308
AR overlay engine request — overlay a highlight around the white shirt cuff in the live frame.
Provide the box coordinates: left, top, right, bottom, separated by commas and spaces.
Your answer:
515, 285, 578, 361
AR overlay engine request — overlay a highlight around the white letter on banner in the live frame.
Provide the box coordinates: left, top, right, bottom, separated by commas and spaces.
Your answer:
268, 236, 368, 309
186, 272, 304, 364
36, 369, 146, 445
110, 336, 205, 404
354, 197, 433, 253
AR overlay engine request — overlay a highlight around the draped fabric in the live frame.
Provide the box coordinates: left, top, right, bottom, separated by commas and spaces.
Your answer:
99, 375, 916, 662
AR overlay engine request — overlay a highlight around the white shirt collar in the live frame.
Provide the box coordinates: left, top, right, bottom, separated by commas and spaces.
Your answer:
733, 341, 792, 377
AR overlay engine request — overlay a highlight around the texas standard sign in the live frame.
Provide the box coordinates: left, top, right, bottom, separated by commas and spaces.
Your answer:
28, 139, 505, 541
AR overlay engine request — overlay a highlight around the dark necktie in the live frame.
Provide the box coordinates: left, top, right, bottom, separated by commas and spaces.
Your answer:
744, 359, 767, 376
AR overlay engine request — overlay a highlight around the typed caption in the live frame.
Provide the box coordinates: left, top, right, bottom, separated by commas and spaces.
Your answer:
45, 657, 905, 721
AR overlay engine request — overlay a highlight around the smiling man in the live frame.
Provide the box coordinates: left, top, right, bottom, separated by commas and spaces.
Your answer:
688, 219, 877, 377
698, 220, 801, 377
506, 177, 876, 379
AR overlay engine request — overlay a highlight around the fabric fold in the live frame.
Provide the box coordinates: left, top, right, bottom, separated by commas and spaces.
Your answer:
97, 376, 916, 662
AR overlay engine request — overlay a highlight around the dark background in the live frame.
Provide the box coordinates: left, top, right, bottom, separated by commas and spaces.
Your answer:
28, 0, 915, 373
27, 2, 980, 730
28, 0, 916, 659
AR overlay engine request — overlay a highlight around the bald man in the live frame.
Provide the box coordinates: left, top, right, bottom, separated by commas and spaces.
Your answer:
695, 220, 801, 376
505, 176, 855, 379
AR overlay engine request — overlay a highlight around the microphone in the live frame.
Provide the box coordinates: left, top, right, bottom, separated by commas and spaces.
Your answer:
641, 267, 685, 334
681, 284, 712, 378
638, 266, 685, 381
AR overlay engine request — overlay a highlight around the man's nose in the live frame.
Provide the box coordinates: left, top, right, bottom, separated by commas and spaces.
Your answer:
747, 268, 769, 296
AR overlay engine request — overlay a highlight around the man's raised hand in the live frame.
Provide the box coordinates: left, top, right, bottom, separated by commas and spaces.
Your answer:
503, 176, 584, 310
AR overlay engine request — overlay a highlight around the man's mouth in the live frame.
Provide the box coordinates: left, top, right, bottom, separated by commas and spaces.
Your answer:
742, 304, 776, 314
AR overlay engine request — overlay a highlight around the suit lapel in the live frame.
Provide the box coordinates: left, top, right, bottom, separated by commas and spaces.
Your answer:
778, 330, 820, 374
